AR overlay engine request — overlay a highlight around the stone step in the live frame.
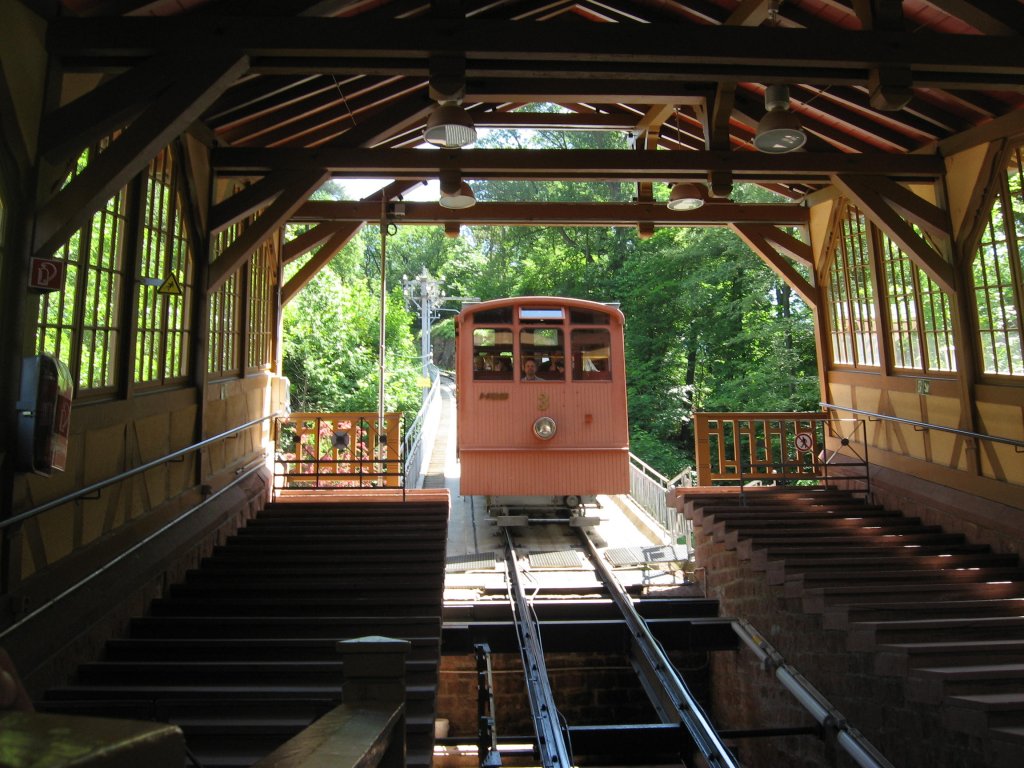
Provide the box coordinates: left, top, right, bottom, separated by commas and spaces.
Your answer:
848, 615, 1024, 651
907, 663, 1024, 704
171, 574, 444, 593
191, 561, 444, 577
104, 637, 440, 662
749, 542, 992, 570
875, 639, 1024, 676
129, 615, 441, 639
228, 530, 448, 544
944, 693, 1024, 736
721, 523, 940, 549
74, 660, 437, 687
207, 547, 445, 564
803, 581, 1024, 614
689, 504, 887, 525
768, 553, 1019, 585
823, 598, 1024, 631
784, 566, 1024, 597
150, 595, 443, 617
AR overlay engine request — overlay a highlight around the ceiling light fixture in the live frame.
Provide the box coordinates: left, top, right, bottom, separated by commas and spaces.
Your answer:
667, 182, 707, 211
754, 84, 806, 153
439, 172, 476, 209
424, 103, 477, 148
424, 53, 477, 148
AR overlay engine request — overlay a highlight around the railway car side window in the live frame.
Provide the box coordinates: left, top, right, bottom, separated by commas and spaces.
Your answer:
473, 327, 514, 380
520, 327, 565, 381
572, 329, 612, 381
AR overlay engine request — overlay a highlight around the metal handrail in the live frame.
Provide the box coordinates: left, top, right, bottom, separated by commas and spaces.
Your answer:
732, 618, 895, 768
0, 462, 267, 642
820, 402, 1024, 450
1, 412, 282, 531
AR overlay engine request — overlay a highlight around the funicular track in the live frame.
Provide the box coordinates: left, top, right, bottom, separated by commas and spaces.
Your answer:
498, 521, 741, 768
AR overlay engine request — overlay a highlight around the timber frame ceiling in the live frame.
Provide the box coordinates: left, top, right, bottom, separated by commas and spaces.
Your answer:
37, 0, 1024, 249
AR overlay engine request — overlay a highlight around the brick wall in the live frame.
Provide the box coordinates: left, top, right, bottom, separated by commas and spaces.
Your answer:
693, 514, 987, 768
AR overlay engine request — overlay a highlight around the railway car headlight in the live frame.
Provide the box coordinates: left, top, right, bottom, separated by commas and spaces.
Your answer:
533, 416, 557, 440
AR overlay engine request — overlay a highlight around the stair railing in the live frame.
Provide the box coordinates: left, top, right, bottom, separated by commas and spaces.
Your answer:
821, 402, 1024, 450
1, 413, 281, 534
402, 370, 443, 489
628, 453, 694, 545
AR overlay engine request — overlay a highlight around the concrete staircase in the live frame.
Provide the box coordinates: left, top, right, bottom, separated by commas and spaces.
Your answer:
38, 497, 448, 768
678, 487, 1024, 768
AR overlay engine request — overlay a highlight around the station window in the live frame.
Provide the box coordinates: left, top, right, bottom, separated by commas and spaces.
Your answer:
208, 224, 242, 378
135, 147, 194, 386
520, 327, 565, 380
35, 140, 127, 394
881, 231, 956, 372
572, 329, 612, 381
826, 206, 879, 368
473, 327, 513, 380
972, 144, 1024, 376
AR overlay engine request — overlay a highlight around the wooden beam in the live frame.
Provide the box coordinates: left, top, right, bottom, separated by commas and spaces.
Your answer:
832, 173, 956, 294
48, 19, 1024, 90
207, 167, 328, 294
731, 223, 819, 309
281, 222, 362, 305
209, 169, 308, 234
290, 200, 809, 226
33, 51, 249, 259
211, 147, 945, 183
282, 221, 345, 263
38, 51, 194, 167
727, 0, 772, 26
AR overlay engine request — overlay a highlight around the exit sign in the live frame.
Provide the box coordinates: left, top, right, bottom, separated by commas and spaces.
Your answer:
29, 258, 66, 293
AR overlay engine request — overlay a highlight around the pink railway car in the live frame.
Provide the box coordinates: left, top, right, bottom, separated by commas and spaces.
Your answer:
456, 297, 630, 513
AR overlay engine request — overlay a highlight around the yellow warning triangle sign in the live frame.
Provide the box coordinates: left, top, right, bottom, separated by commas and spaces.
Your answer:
157, 273, 183, 296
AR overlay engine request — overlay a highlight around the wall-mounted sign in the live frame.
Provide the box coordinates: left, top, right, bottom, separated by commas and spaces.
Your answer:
794, 432, 814, 452
28, 258, 66, 293
157, 273, 183, 296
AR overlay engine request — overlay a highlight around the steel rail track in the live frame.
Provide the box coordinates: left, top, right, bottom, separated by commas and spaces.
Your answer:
577, 526, 742, 768
502, 528, 575, 768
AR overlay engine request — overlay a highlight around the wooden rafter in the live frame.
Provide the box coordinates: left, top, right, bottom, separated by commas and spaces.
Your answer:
280, 178, 420, 302
282, 221, 346, 263
281, 222, 363, 305
831, 173, 956, 294
33, 51, 250, 260
38, 51, 196, 167
730, 223, 819, 309
207, 167, 329, 294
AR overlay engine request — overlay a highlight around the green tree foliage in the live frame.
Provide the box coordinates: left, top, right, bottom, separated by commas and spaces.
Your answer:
281, 128, 820, 478
281, 230, 421, 416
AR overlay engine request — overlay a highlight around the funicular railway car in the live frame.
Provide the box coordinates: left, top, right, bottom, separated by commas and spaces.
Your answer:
456, 297, 630, 516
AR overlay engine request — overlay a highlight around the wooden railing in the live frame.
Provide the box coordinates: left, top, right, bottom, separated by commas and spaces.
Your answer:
272, 412, 404, 492
693, 411, 868, 489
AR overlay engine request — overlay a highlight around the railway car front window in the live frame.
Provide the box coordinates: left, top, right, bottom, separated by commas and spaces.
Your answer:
473, 327, 514, 380
572, 329, 612, 381
520, 327, 565, 381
